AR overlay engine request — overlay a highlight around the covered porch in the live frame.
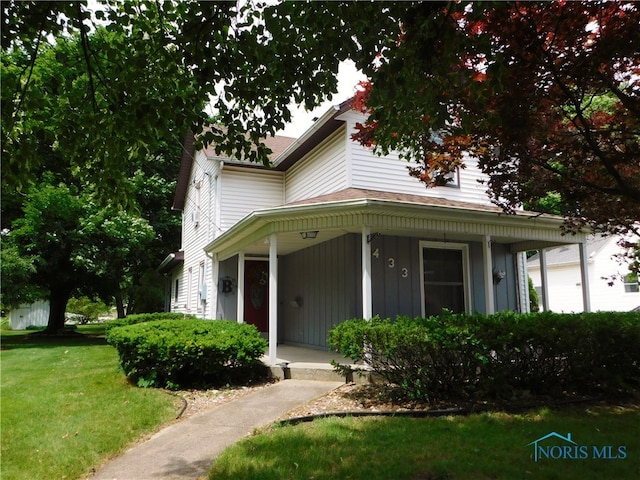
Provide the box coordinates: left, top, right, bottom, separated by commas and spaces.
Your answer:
206, 189, 591, 366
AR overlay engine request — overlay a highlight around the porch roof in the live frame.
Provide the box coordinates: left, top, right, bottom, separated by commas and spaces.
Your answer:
204, 188, 586, 261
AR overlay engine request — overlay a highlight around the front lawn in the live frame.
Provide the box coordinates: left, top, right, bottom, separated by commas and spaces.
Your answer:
0, 326, 180, 480
209, 403, 640, 480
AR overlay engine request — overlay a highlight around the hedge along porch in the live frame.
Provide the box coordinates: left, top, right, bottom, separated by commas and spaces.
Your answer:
205, 189, 591, 365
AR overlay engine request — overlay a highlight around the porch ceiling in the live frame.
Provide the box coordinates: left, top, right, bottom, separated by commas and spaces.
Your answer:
205, 192, 587, 260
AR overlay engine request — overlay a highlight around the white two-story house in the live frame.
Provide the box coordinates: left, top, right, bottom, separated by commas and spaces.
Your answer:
158, 100, 590, 363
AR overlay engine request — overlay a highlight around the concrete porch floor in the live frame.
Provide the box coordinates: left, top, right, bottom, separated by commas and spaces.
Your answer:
261, 344, 366, 382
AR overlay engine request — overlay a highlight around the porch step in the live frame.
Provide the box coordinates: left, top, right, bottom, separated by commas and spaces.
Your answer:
268, 365, 372, 384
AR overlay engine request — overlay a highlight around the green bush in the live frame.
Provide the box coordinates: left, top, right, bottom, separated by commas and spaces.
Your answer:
103, 312, 194, 334
66, 296, 112, 323
106, 319, 268, 389
329, 311, 640, 403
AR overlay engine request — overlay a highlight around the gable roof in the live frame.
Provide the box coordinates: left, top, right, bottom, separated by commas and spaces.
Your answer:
172, 99, 354, 211
202, 133, 296, 163
172, 130, 196, 211
272, 100, 352, 170
171, 130, 296, 211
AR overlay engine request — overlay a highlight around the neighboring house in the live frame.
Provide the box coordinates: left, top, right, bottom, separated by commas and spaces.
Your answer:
528, 234, 640, 312
8, 300, 49, 330
159, 100, 589, 363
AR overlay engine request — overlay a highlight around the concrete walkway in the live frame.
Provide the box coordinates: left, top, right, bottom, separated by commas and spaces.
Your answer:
88, 380, 343, 480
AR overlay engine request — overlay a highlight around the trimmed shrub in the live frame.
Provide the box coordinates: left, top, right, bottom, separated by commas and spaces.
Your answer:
106, 319, 268, 389
329, 311, 640, 403
103, 312, 195, 334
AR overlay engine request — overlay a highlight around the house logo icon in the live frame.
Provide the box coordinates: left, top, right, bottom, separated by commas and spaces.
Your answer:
527, 432, 580, 462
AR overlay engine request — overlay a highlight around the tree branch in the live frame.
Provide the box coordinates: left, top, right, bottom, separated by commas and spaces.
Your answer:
14, 19, 45, 118
76, 1, 98, 113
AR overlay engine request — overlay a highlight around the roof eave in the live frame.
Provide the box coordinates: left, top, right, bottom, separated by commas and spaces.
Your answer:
157, 251, 185, 274
204, 197, 571, 258
272, 100, 352, 171
172, 131, 196, 211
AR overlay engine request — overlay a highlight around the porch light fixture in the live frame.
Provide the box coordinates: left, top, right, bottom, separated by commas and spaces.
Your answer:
300, 230, 319, 239
289, 296, 303, 308
493, 269, 506, 285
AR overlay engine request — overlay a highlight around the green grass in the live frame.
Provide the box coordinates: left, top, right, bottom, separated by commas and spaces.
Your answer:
1, 326, 180, 480
209, 404, 640, 480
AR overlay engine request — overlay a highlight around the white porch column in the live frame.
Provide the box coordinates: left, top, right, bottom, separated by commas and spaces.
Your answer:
482, 235, 495, 314
539, 249, 550, 311
268, 234, 278, 364
362, 226, 373, 319
516, 251, 531, 313
578, 242, 591, 312
236, 252, 245, 323
210, 253, 220, 319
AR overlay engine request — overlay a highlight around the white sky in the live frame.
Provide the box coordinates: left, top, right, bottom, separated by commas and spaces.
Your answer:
278, 60, 366, 138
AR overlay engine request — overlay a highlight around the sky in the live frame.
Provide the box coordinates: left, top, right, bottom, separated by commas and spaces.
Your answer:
278, 60, 366, 138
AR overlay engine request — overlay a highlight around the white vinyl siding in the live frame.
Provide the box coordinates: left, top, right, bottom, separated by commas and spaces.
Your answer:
336, 112, 493, 206
182, 152, 220, 253
285, 127, 348, 203
348, 141, 492, 205
219, 167, 284, 231
175, 152, 221, 318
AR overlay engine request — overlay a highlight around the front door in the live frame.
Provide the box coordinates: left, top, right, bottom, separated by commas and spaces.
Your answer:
244, 260, 269, 332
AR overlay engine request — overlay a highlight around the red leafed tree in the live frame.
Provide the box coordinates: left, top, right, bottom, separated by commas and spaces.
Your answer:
351, 1, 639, 261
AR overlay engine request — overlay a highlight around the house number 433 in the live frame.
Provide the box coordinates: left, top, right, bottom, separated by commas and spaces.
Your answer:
373, 250, 408, 277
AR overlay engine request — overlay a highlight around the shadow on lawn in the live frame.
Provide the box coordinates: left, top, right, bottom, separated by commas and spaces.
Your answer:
0, 329, 107, 350
211, 404, 640, 480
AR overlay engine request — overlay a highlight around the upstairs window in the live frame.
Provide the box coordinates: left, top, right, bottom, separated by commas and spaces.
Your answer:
624, 273, 639, 293
440, 169, 460, 188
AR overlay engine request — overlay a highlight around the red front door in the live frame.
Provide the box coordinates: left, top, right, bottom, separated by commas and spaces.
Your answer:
244, 260, 269, 333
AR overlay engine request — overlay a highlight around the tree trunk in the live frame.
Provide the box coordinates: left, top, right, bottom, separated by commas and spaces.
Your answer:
46, 287, 72, 332
115, 291, 126, 318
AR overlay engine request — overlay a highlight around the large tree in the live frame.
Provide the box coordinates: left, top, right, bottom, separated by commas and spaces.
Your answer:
345, 2, 639, 249
2, 180, 159, 331
4, 1, 638, 275
2, 2, 201, 200
6, 183, 94, 331
1, 20, 184, 328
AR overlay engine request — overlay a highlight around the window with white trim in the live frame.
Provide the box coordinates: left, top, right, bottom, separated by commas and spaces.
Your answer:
420, 241, 471, 316
198, 262, 206, 309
